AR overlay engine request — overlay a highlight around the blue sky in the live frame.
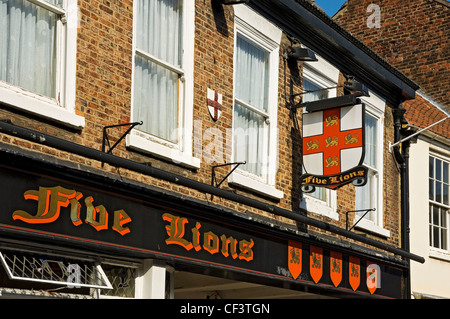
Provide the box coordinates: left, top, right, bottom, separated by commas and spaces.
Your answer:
316, 0, 450, 16
314, 0, 347, 16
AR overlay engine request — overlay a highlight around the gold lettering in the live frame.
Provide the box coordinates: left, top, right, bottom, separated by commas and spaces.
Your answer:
162, 214, 254, 262
85, 196, 108, 231
192, 222, 202, 251
112, 209, 132, 236
13, 186, 77, 224
162, 213, 193, 251
69, 192, 84, 226
13, 185, 131, 234
239, 239, 255, 262
221, 235, 238, 259
203, 231, 219, 255
302, 176, 313, 184
329, 176, 339, 184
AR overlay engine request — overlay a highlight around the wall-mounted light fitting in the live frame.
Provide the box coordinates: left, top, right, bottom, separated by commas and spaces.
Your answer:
285, 46, 318, 62
343, 76, 369, 97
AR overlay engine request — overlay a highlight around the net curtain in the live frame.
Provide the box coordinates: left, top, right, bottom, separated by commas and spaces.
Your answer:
133, 0, 182, 143
0, 0, 61, 98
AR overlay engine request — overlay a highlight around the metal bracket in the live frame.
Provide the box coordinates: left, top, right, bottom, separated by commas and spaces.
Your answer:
389, 115, 449, 153
345, 208, 376, 231
211, 161, 246, 200
298, 93, 364, 113
290, 85, 342, 100
288, 86, 342, 110
101, 121, 142, 167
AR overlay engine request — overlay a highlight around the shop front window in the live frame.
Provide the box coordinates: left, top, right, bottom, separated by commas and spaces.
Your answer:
101, 265, 137, 299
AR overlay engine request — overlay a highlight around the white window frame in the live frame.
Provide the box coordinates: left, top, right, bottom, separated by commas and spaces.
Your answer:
354, 92, 390, 237
0, 0, 83, 129
127, 0, 200, 169
429, 151, 450, 258
228, 5, 283, 200
300, 54, 339, 220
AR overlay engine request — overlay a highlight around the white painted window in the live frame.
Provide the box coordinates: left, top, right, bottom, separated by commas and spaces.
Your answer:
128, 0, 199, 169
228, 5, 283, 200
300, 56, 339, 220
429, 153, 450, 251
354, 92, 390, 237
0, 0, 83, 128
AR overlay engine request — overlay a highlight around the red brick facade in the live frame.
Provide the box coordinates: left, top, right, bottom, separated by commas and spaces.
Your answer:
334, 0, 449, 111
0, 0, 419, 298
0, 0, 405, 247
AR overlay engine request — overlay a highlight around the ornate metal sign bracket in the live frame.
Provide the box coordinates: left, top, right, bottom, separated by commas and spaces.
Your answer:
210, 161, 246, 200
345, 208, 376, 231
101, 121, 142, 167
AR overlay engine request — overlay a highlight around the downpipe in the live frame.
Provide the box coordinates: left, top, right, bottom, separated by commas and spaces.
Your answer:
393, 107, 412, 299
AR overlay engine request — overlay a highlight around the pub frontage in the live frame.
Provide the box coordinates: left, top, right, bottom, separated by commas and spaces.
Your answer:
0, 0, 424, 299
0, 123, 419, 299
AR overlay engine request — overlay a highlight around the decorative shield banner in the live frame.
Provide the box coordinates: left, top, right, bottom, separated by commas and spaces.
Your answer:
367, 262, 380, 294
310, 245, 323, 283
301, 104, 367, 190
207, 88, 222, 121
330, 251, 343, 287
288, 240, 302, 280
349, 256, 361, 291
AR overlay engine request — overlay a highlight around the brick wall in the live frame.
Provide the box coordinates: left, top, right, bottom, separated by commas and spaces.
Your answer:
0, 0, 402, 249
77, 0, 134, 158
334, 0, 449, 110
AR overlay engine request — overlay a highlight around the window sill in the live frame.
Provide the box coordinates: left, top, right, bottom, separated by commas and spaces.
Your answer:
300, 195, 338, 221
429, 248, 450, 262
126, 134, 201, 170
228, 171, 284, 200
0, 83, 85, 130
353, 217, 390, 237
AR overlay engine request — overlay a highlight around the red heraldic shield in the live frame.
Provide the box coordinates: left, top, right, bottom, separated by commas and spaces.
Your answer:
349, 256, 361, 291
309, 246, 323, 283
330, 251, 343, 287
288, 240, 302, 280
207, 88, 222, 121
302, 104, 366, 189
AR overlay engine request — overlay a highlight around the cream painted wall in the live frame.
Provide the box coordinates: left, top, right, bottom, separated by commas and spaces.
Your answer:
409, 138, 450, 298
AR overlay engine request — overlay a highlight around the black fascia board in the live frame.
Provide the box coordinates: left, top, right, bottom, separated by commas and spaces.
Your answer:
246, 0, 419, 107
302, 94, 360, 112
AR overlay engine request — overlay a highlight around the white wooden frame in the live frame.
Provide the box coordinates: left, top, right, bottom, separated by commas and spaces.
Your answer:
228, 5, 283, 200
127, 0, 199, 169
0, 0, 83, 129
354, 92, 390, 237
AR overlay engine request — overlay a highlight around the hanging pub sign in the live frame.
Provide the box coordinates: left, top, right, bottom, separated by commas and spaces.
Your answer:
301, 103, 368, 192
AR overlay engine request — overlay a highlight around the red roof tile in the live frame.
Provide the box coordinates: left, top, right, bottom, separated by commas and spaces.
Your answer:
403, 94, 450, 139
